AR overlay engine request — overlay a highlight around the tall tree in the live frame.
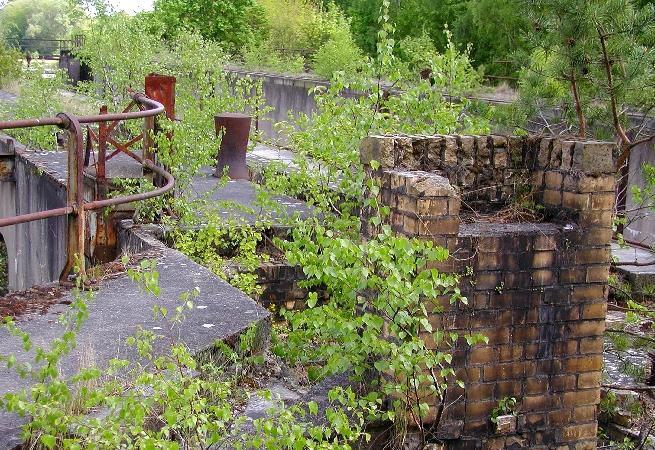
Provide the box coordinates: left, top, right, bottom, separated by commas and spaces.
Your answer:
453, 0, 529, 74
151, 0, 266, 53
0, 0, 83, 53
519, 0, 655, 165
325, 0, 466, 55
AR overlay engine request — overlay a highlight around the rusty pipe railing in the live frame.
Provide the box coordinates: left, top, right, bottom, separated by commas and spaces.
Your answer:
0, 92, 174, 283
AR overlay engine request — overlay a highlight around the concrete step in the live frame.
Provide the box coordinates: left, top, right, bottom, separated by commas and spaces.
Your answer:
0, 225, 270, 449
612, 241, 655, 289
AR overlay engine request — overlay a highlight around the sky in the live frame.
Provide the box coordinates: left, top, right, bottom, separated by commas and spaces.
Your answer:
109, 0, 154, 14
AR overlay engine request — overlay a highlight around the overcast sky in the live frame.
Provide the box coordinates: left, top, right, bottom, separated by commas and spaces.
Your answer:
109, 0, 154, 14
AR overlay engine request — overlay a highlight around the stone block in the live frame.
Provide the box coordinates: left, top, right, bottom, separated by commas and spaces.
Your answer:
416, 197, 449, 216
394, 137, 415, 168
545, 171, 564, 189
467, 383, 495, 401
559, 140, 576, 169
586, 265, 610, 283
561, 423, 598, 441
459, 135, 475, 165
573, 405, 596, 422
396, 194, 418, 214
537, 137, 553, 168
578, 210, 613, 228
563, 390, 601, 408
405, 171, 456, 197
563, 355, 603, 373
495, 414, 517, 435
476, 136, 492, 164
469, 346, 496, 365
580, 336, 604, 354
418, 216, 460, 236
0, 136, 15, 156
532, 269, 555, 286
493, 148, 509, 168
578, 174, 615, 193
466, 400, 496, 420
552, 375, 577, 392
532, 251, 556, 268
591, 192, 615, 211
426, 136, 445, 170
543, 189, 562, 206
549, 409, 572, 427
360, 135, 395, 167
578, 372, 601, 389
444, 135, 459, 166
562, 192, 591, 210
572, 141, 615, 175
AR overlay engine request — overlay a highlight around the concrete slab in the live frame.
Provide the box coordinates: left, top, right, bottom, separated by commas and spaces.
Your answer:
186, 166, 315, 226
247, 143, 341, 191
612, 242, 655, 289
84, 151, 144, 179
0, 91, 17, 104
0, 226, 270, 448
16, 149, 145, 186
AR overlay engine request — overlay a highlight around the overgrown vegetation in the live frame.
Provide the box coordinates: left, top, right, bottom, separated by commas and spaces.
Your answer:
0, 42, 20, 88
4, 0, 655, 448
0, 0, 497, 448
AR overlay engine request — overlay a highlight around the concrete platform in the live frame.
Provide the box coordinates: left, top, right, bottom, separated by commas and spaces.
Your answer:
247, 143, 341, 191
612, 242, 655, 289
187, 166, 315, 225
0, 226, 270, 448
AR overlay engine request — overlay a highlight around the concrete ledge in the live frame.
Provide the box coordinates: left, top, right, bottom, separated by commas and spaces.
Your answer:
0, 223, 270, 448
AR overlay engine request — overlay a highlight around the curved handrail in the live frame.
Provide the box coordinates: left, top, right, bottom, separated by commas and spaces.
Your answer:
0, 92, 174, 229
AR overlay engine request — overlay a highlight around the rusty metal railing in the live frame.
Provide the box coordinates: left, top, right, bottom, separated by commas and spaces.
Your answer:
0, 92, 175, 283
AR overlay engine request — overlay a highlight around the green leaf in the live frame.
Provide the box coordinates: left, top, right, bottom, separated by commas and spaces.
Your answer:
308, 401, 318, 415
41, 435, 56, 449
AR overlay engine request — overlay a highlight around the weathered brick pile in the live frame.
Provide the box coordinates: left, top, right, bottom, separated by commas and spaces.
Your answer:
255, 260, 308, 311
360, 134, 616, 450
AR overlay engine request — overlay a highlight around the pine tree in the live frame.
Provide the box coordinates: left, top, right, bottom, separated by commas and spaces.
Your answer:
520, 0, 655, 166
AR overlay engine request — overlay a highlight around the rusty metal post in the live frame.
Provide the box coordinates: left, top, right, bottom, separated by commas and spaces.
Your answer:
58, 112, 86, 283
145, 74, 176, 120
96, 105, 108, 199
144, 74, 176, 186
214, 113, 251, 180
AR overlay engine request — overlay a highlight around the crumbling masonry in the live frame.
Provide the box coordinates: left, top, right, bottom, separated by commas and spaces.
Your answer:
361, 134, 616, 450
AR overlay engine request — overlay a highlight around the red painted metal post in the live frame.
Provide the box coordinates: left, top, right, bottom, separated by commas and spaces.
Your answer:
214, 113, 251, 180
145, 74, 176, 120
145, 74, 176, 186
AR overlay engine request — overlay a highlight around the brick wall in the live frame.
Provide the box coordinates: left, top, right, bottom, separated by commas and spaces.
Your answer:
360, 134, 616, 450
255, 260, 308, 311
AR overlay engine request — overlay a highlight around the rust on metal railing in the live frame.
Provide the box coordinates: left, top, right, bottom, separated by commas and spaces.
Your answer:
0, 91, 174, 283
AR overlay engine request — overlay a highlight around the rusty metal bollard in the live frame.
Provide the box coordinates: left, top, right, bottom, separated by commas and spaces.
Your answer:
214, 113, 251, 180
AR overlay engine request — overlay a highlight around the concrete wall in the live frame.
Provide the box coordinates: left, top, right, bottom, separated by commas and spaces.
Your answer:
0, 138, 68, 291
225, 68, 324, 143
225, 67, 370, 144
361, 134, 615, 449
624, 122, 655, 247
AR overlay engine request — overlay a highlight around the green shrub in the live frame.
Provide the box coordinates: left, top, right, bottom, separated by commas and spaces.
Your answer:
313, 28, 363, 79
0, 43, 21, 88
241, 41, 306, 73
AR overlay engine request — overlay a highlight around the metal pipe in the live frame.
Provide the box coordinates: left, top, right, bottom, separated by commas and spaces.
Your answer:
83, 159, 174, 211
0, 161, 174, 227
0, 117, 63, 130
77, 95, 164, 124
0, 94, 163, 131
0, 92, 172, 226
0, 206, 74, 228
